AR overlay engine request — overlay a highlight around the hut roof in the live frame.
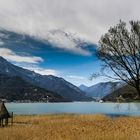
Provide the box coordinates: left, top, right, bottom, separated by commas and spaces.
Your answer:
0, 101, 10, 118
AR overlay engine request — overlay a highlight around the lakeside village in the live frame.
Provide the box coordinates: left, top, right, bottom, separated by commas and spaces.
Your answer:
0, 96, 50, 103
0, 98, 104, 103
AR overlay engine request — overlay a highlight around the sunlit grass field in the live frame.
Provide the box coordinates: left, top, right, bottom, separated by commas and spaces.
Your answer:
0, 114, 140, 140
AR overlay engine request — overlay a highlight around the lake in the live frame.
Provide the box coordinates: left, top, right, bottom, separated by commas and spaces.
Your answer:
5, 102, 140, 116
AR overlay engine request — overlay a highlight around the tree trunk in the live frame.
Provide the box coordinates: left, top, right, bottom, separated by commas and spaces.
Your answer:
136, 85, 140, 99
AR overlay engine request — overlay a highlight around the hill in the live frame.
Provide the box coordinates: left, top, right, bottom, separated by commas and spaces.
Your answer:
0, 74, 65, 102
103, 84, 139, 102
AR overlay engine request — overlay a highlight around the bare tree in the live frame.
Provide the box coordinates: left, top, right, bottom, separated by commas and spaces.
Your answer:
93, 20, 140, 97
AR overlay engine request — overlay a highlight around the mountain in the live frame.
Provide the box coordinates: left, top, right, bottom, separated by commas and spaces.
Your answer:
103, 84, 138, 102
0, 57, 92, 101
0, 74, 64, 102
79, 84, 88, 91
81, 82, 123, 100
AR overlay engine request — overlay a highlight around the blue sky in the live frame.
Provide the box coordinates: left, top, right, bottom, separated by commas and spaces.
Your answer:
30, 43, 102, 86
25, 44, 106, 86
0, 0, 139, 86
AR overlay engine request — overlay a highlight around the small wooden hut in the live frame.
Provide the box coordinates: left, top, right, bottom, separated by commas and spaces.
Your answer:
0, 101, 13, 127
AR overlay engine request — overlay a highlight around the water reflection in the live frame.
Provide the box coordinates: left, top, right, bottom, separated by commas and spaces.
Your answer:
114, 103, 121, 111
133, 103, 140, 111
114, 103, 140, 113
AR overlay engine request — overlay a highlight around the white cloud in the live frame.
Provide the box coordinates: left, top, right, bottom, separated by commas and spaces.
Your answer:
65, 75, 87, 86
0, 41, 4, 46
28, 67, 58, 76
46, 30, 91, 56
19, 64, 58, 76
0, 48, 43, 63
0, 0, 139, 55
64, 74, 115, 86
67, 75, 85, 80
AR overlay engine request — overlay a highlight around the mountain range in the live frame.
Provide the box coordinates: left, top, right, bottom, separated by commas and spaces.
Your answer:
0, 56, 136, 102
0, 57, 92, 102
79, 82, 123, 100
0, 74, 63, 102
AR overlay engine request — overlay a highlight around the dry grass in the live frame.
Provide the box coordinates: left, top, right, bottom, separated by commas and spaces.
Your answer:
0, 114, 140, 140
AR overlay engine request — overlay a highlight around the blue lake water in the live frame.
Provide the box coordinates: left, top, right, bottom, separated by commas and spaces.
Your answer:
5, 102, 140, 116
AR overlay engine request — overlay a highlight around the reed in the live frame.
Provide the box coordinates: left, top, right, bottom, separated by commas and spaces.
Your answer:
0, 114, 140, 140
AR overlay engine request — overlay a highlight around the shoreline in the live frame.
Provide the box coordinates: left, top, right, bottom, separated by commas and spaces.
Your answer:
4, 100, 140, 103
